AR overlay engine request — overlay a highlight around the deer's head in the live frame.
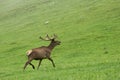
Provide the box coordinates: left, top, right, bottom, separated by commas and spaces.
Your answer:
40, 34, 61, 46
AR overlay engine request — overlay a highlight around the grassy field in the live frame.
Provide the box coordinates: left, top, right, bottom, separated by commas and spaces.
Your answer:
0, 0, 120, 80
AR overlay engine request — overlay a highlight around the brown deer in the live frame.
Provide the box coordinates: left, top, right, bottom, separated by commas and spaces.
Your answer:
23, 34, 61, 70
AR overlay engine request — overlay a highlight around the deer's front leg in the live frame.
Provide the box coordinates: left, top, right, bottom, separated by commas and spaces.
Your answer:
48, 58, 55, 67
37, 59, 42, 70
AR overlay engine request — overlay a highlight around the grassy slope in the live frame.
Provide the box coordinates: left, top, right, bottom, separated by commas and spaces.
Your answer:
0, 0, 120, 80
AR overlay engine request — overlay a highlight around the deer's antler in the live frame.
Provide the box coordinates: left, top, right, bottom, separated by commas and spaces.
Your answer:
40, 34, 57, 41
39, 34, 51, 41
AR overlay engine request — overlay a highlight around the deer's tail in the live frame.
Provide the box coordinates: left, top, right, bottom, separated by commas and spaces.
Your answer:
26, 50, 32, 56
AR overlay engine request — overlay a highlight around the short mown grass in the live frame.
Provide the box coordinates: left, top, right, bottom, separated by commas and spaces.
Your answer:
0, 0, 120, 80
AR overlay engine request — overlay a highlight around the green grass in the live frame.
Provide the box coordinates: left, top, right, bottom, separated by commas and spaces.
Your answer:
0, 0, 120, 80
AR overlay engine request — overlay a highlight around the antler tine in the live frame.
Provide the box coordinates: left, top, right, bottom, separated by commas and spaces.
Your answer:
39, 36, 51, 41
53, 34, 57, 39
39, 34, 57, 41
46, 34, 51, 40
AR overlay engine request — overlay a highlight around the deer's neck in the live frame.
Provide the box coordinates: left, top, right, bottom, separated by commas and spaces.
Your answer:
48, 42, 56, 51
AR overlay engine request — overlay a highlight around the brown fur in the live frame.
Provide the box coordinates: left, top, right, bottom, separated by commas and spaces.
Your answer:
23, 35, 61, 70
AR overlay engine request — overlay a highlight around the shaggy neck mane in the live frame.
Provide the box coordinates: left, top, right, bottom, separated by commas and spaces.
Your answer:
48, 41, 56, 50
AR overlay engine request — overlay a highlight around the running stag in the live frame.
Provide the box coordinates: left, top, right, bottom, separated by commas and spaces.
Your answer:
23, 34, 61, 70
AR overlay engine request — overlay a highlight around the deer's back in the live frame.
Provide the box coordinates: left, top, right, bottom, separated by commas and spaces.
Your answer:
29, 46, 51, 59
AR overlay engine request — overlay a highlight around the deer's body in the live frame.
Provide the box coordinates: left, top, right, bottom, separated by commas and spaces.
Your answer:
23, 34, 61, 70
28, 47, 51, 59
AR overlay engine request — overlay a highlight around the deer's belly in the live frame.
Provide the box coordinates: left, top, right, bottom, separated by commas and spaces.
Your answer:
34, 55, 48, 60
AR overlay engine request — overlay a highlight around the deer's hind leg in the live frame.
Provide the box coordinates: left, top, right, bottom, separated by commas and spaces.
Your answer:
23, 58, 33, 70
29, 63, 35, 69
